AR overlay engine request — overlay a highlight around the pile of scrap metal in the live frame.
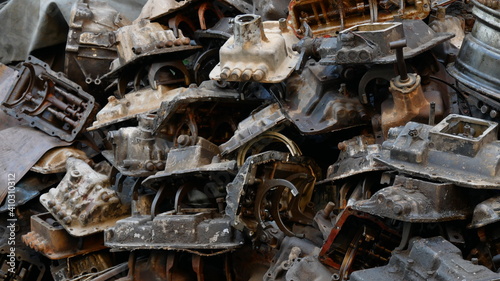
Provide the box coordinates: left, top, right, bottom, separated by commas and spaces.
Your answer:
0, 0, 499, 280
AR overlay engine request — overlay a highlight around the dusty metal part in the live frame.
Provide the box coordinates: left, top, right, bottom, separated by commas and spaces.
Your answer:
469, 196, 500, 228
152, 81, 259, 143
1, 56, 97, 142
322, 135, 387, 183
105, 212, 244, 250
263, 237, 334, 281
353, 175, 471, 222
88, 86, 186, 130
375, 114, 500, 188
65, 0, 130, 92
287, 0, 431, 37
143, 137, 236, 189
210, 14, 300, 83
350, 236, 500, 281
30, 147, 89, 174
0, 126, 70, 202
219, 103, 287, 156
22, 212, 106, 260
318, 208, 401, 280
40, 158, 131, 237
50, 250, 116, 281
226, 151, 319, 239
447, 0, 500, 107
106, 19, 200, 77
284, 62, 369, 134
316, 21, 453, 65
136, 0, 195, 22
429, 7, 465, 49
102, 114, 169, 177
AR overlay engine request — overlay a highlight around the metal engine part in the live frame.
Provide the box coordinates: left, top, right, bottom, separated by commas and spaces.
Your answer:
30, 147, 89, 174
350, 236, 500, 281
88, 85, 187, 131
469, 196, 500, 228
353, 175, 472, 222
1, 56, 97, 141
375, 114, 500, 188
318, 208, 401, 280
317, 20, 454, 65
322, 135, 387, 182
103, 114, 169, 177
65, 0, 130, 91
105, 212, 244, 251
40, 158, 131, 236
226, 151, 320, 239
143, 137, 236, 189
210, 14, 300, 83
447, 0, 500, 110
285, 62, 369, 134
106, 19, 201, 76
287, 0, 431, 37
22, 212, 105, 259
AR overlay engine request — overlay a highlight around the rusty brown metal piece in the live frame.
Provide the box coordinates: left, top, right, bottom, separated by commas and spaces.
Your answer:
1, 56, 97, 142
22, 213, 106, 260
287, 0, 431, 37
381, 73, 444, 137
318, 208, 401, 280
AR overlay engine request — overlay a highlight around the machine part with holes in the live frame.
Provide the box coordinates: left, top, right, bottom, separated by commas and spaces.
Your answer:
315, 21, 453, 65
263, 236, 334, 281
284, 61, 369, 134
349, 236, 500, 281
22, 212, 106, 260
322, 135, 387, 182
50, 250, 117, 281
143, 137, 236, 188
447, 0, 500, 109
106, 19, 201, 77
469, 196, 500, 228
105, 212, 244, 250
210, 14, 300, 83
65, 0, 130, 92
225, 151, 320, 238
352, 175, 472, 222
152, 81, 260, 143
318, 208, 401, 280
219, 103, 287, 156
88, 86, 186, 130
0, 126, 70, 203
375, 114, 500, 188
39, 158, 130, 237
30, 147, 89, 174
102, 114, 169, 177
1, 56, 97, 142
287, 0, 431, 38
